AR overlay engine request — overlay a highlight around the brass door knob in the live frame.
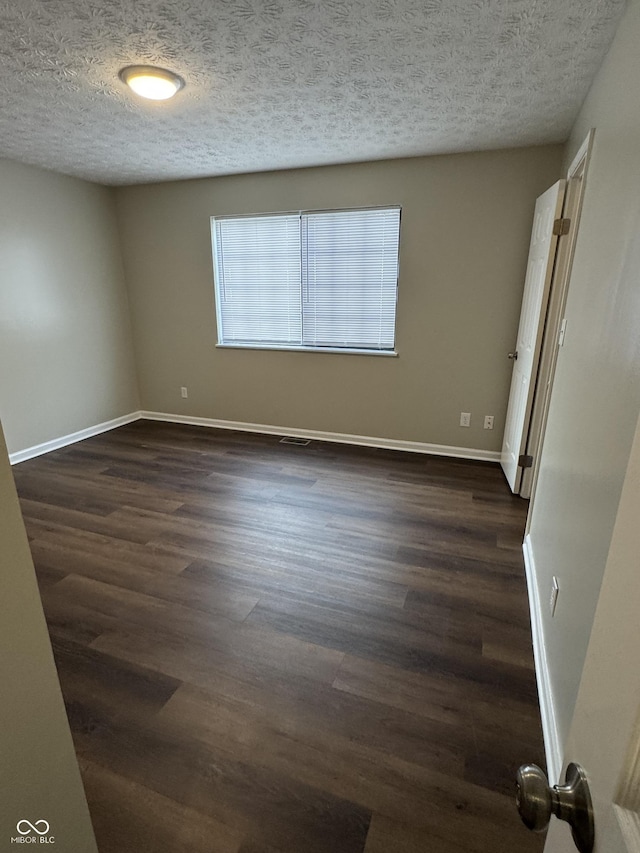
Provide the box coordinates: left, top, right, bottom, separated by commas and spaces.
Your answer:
516, 763, 594, 853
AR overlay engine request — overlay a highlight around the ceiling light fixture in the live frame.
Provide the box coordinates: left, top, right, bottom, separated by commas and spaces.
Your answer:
119, 65, 184, 101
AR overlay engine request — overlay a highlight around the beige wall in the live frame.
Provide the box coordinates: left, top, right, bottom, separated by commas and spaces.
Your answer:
0, 422, 98, 850
116, 146, 562, 452
0, 160, 140, 456
528, 0, 640, 753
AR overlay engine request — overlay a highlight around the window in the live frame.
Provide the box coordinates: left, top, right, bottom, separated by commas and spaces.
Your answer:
211, 206, 400, 354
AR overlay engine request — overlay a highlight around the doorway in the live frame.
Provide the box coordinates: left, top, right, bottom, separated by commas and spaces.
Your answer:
501, 131, 594, 499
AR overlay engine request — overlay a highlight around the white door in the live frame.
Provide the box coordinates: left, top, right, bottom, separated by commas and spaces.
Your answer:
540, 408, 640, 853
501, 181, 566, 493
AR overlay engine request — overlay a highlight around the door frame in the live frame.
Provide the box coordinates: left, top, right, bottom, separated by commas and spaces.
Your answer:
521, 131, 595, 786
521, 130, 595, 500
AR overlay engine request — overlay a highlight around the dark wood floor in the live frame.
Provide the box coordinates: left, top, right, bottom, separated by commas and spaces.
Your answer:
13, 420, 545, 853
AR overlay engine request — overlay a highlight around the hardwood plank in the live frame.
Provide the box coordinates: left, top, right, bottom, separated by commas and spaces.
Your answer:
333, 654, 474, 727
13, 469, 121, 516
363, 813, 469, 853
72, 714, 371, 853
30, 542, 259, 621
91, 623, 345, 692
80, 759, 244, 853
29, 526, 191, 574
52, 635, 180, 726
157, 677, 465, 779
19, 499, 162, 544
481, 619, 536, 669
244, 595, 536, 703
183, 556, 409, 612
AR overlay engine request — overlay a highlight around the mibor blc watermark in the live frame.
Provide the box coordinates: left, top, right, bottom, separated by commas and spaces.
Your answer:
11, 820, 55, 844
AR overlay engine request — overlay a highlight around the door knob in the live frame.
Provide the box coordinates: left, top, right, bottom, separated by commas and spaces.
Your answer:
516, 763, 594, 853
508, 351, 518, 360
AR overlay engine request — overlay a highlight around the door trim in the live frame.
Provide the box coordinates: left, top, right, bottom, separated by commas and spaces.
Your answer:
523, 533, 563, 784
522, 129, 595, 501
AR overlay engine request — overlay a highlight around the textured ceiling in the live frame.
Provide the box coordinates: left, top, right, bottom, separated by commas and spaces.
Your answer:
0, 0, 627, 185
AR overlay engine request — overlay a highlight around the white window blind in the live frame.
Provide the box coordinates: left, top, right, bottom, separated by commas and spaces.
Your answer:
212, 206, 400, 353
212, 214, 302, 345
302, 208, 399, 350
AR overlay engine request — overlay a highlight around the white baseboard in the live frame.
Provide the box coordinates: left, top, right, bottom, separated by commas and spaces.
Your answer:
523, 533, 563, 784
139, 411, 501, 463
9, 409, 501, 466
9, 412, 142, 465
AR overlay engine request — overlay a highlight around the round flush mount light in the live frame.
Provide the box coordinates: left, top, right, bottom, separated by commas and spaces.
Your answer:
119, 65, 184, 100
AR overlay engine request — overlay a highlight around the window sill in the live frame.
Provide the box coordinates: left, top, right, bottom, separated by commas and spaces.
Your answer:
216, 344, 398, 357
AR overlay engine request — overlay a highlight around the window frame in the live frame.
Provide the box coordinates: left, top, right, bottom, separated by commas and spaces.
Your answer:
211, 205, 401, 357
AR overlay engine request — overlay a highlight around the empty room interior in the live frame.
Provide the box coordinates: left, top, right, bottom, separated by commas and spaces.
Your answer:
2, 1, 640, 851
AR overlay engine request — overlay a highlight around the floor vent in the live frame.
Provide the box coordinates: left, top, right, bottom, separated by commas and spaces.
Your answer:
279, 436, 311, 446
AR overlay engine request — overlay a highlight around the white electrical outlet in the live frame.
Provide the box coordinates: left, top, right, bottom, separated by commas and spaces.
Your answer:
483, 415, 494, 430
460, 412, 471, 427
550, 576, 560, 617
180, 386, 188, 398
